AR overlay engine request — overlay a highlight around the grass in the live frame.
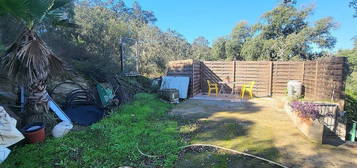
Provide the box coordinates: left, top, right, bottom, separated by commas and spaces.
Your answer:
175, 118, 280, 168
173, 99, 282, 168
3, 93, 184, 168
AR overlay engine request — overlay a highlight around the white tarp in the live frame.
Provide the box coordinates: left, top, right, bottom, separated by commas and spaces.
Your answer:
0, 147, 10, 164
0, 106, 24, 148
161, 76, 190, 99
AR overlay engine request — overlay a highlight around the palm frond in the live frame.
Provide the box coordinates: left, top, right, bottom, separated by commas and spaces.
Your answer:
45, 9, 78, 28
0, 0, 29, 23
49, 0, 71, 11
0, 0, 74, 29
1, 30, 63, 85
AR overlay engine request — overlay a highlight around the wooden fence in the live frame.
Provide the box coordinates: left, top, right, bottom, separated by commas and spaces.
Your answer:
166, 57, 347, 101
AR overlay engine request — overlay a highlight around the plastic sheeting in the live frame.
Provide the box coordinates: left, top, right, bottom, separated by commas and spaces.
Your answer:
0, 147, 10, 164
0, 106, 24, 148
161, 76, 190, 99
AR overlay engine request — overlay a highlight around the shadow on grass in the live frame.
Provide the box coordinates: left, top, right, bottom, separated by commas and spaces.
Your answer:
170, 99, 264, 121
178, 118, 253, 142
173, 99, 282, 167
176, 147, 281, 168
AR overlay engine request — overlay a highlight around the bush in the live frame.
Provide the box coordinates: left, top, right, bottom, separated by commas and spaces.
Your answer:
345, 91, 357, 122
3, 93, 183, 168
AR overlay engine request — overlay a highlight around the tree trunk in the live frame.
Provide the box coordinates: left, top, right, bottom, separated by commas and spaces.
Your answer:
25, 80, 56, 134
2, 28, 63, 135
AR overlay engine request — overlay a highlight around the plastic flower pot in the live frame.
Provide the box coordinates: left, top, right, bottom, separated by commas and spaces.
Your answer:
23, 122, 45, 143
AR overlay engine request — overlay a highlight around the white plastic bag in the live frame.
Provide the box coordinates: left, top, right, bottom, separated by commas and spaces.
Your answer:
0, 106, 24, 148
52, 121, 73, 138
0, 147, 11, 164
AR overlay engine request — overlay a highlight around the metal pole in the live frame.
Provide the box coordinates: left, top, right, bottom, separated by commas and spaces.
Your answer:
119, 38, 124, 72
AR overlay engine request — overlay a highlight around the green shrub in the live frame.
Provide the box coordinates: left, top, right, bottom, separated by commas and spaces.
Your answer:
345, 90, 357, 122
3, 93, 183, 168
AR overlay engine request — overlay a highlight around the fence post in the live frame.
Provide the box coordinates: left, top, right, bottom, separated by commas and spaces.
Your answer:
314, 60, 319, 100
302, 62, 305, 82
233, 60, 236, 82
192, 60, 195, 97
269, 61, 273, 96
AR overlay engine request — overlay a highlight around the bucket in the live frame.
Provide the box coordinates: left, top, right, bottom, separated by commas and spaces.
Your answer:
52, 121, 73, 138
23, 123, 45, 143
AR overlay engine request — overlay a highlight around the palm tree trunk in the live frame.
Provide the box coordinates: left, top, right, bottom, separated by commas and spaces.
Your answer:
25, 79, 56, 133
2, 28, 63, 134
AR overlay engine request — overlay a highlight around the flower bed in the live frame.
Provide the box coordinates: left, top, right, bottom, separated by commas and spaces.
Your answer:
285, 101, 324, 143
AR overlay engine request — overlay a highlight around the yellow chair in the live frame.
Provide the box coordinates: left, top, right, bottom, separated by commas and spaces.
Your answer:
207, 80, 218, 96
241, 81, 255, 98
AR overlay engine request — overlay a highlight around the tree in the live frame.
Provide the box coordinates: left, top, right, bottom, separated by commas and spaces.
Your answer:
72, 2, 130, 80
337, 40, 357, 95
240, 2, 337, 61
225, 21, 252, 60
192, 36, 211, 60
337, 40, 357, 121
0, 0, 74, 128
211, 37, 227, 60
131, 1, 156, 24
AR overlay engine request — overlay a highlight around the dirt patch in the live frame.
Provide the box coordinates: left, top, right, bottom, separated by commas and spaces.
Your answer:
171, 98, 357, 168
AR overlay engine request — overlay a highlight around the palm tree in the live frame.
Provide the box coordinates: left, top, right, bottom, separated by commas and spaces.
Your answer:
0, 0, 74, 129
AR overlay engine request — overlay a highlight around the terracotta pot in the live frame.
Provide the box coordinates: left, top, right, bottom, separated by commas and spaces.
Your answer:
23, 123, 45, 143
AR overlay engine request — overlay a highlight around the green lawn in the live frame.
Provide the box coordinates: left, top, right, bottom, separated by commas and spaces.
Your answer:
3, 93, 184, 168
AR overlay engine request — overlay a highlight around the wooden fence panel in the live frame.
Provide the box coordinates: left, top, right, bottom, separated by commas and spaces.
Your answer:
303, 61, 317, 99
166, 57, 346, 101
235, 61, 271, 97
201, 61, 234, 93
272, 62, 304, 96
314, 57, 345, 101
192, 61, 201, 96
166, 59, 194, 97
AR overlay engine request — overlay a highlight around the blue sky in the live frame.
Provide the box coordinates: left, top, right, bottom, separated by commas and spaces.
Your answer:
123, 0, 357, 51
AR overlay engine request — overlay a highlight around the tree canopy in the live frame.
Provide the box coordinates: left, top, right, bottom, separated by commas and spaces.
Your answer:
213, 2, 337, 61
0, 0, 343, 81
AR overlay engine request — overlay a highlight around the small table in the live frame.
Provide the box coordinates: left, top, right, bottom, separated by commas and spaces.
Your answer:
218, 81, 240, 95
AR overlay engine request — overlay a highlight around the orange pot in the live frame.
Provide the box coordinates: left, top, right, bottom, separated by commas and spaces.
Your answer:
23, 123, 45, 143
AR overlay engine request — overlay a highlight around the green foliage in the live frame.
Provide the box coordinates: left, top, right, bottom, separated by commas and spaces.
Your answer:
135, 27, 192, 76
337, 41, 357, 95
2, 93, 184, 168
0, 0, 74, 29
211, 37, 227, 60
213, 2, 337, 61
35, 0, 193, 79
337, 41, 357, 122
192, 36, 211, 60
345, 91, 357, 122
225, 21, 252, 60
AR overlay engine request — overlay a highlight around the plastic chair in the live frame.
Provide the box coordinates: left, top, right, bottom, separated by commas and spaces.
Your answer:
207, 80, 218, 96
241, 81, 255, 98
